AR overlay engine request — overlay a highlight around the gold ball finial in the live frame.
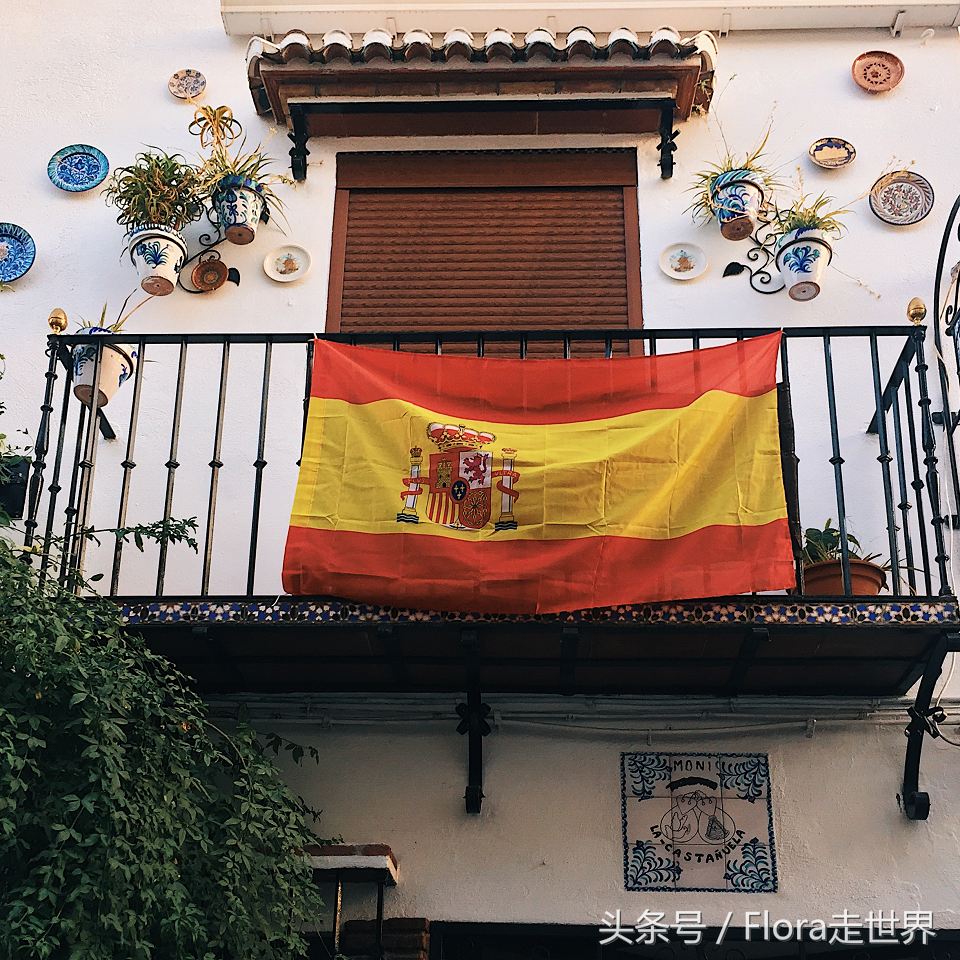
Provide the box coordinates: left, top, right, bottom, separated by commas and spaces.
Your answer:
907, 297, 927, 325
47, 308, 67, 333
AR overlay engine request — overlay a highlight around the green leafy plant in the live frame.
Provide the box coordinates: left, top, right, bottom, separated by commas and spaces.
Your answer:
191, 104, 291, 222
0, 523, 334, 958
686, 129, 780, 223
104, 150, 205, 232
801, 519, 882, 566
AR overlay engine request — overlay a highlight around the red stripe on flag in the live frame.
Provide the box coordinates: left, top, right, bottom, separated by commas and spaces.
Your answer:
282, 520, 795, 614
311, 333, 782, 425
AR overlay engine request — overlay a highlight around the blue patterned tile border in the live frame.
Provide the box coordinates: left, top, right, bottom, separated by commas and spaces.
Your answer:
621, 751, 778, 893
119, 597, 958, 626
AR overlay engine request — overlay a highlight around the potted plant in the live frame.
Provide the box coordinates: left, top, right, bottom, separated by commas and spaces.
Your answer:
71, 297, 152, 408
801, 519, 886, 595
687, 132, 779, 241
104, 151, 204, 296
774, 190, 849, 301
191, 105, 290, 245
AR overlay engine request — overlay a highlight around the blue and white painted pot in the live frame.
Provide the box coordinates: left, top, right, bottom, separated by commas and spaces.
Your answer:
709, 169, 766, 241
212, 176, 267, 245
127, 224, 187, 296
72, 327, 138, 408
775, 227, 833, 301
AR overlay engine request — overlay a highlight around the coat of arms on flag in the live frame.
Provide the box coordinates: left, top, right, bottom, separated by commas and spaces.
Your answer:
283, 334, 795, 614
398, 424, 519, 531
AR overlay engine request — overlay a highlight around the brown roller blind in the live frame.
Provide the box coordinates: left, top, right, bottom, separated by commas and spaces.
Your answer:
327, 151, 642, 351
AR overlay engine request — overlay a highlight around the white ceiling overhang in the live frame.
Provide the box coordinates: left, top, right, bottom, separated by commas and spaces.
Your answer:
222, 0, 960, 36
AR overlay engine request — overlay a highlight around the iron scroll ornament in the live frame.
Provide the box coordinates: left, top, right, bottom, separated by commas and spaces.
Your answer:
176, 206, 242, 295
722, 213, 786, 295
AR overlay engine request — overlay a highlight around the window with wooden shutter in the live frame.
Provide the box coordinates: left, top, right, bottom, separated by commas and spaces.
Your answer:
326, 150, 641, 352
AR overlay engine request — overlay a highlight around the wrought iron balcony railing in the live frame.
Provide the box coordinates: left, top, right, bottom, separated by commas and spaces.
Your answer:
22, 326, 952, 603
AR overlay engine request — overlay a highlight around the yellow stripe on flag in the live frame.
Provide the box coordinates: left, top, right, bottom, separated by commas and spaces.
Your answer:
290, 389, 787, 543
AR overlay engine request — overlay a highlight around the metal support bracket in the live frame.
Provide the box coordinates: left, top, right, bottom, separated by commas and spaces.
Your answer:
723, 626, 770, 696
657, 102, 678, 180
288, 107, 310, 182
722, 213, 786, 295
456, 628, 491, 814
901, 629, 960, 820
560, 626, 579, 696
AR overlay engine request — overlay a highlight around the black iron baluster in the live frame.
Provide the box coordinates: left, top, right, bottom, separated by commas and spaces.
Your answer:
298, 339, 314, 468
779, 334, 804, 594
23, 341, 60, 554
931, 196, 960, 515
519, 335, 527, 359
913, 331, 952, 594
890, 377, 917, 595
70, 339, 106, 591
247, 342, 272, 597
201, 341, 231, 596
157, 340, 188, 596
39, 345, 75, 585
869, 333, 902, 594
58, 401, 88, 586
901, 360, 933, 595
822, 334, 853, 596
110, 339, 146, 596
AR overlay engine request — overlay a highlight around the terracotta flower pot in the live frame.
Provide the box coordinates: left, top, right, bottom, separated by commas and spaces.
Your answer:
127, 224, 188, 296
213, 175, 266, 245
709, 169, 765, 241
775, 227, 833, 301
72, 327, 137, 408
803, 559, 886, 596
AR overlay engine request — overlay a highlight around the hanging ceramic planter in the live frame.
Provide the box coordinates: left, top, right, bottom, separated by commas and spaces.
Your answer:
127, 225, 188, 296
212, 176, 267, 245
72, 328, 138, 408
709, 169, 766, 241
775, 227, 833, 301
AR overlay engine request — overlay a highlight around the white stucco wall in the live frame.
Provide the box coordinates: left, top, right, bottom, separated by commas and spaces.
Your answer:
4, 0, 960, 934
258, 700, 960, 927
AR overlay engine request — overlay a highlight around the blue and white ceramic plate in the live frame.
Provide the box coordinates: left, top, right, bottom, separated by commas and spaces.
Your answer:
47, 144, 110, 192
809, 138, 856, 169
168, 69, 206, 100
0, 224, 36, 282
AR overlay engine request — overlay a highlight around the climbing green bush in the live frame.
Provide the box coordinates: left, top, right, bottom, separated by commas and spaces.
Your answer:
0, 536, 326, 959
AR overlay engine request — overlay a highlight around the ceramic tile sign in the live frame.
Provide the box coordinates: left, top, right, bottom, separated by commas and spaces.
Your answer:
621, 752, 777, 893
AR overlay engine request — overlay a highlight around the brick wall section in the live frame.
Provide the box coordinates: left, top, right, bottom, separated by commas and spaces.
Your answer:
342, 918, 430, 960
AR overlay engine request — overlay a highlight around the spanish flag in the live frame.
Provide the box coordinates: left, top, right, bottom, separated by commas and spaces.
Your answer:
283, 333, 795, 613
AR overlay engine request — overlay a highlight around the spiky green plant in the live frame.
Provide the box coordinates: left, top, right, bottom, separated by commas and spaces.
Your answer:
775, 191, 851, 240
103, 150, 205, 233
191, 104, 291, 223
685, 129, 779, 223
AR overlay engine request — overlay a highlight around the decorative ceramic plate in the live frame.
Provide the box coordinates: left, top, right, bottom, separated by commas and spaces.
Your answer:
0, 224, 36, 283
852, 51, 904, 92
659, 242, 707, 280
869, 171, 934, 225
264, 244, 311, 282
809, 138, 856, 169
168, 69, 206, 100
47, 144, 109, 192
